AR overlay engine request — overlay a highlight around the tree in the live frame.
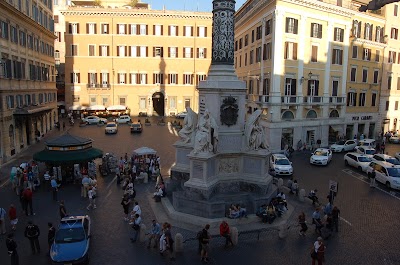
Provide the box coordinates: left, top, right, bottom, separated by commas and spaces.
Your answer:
359, 0, 400, 12
127, 0, 138, 7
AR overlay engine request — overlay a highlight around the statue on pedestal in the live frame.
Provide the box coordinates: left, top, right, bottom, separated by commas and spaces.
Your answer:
245, 110, 268, 151
178, 107, 198, 144
193, 110, 219, 154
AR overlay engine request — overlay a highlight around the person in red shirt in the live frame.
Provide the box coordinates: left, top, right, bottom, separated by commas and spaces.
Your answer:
8, 204, 18, 231
22, 188, 34, 216
219, 220, 233, 247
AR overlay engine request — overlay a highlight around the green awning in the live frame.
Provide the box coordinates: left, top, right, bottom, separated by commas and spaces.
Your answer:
33, 148, 103, 164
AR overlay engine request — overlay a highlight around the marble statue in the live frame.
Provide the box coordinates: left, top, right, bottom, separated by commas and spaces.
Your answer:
178, 107, 198, 144
193, 109, 219, 154
245, 110, 268, 151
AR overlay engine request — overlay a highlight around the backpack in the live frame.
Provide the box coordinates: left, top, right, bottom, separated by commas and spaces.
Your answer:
196, 230, 203, 241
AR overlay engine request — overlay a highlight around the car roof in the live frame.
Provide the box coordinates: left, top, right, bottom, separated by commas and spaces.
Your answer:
59, 216, 88, 229
315, 148, 330, 152
360, 147, 375, 150
359, 139, 375, 143
272, 154, 288, 159
346, 152, 368, 157
374, 154, 393, 159
370, 160, 400, 168
107, 121, 116, 124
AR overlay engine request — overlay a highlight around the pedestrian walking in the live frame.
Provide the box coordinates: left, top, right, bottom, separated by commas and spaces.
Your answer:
6, 233, 19, 265
59, 200, 67, 219
130, 214, 142, 242
298, 211, 308, 236
22, 187, 35, 216
8, 204, 18, 231
310, 237, 326, 265
332, 206, 340, 232
312, 208, 323, 236
147, 220, 161, 249
370, 168, 376, 188
47, 223, 56, 254
163, 222, 176, 261
86, 186, 97, 210
200, 224, 211, 263
219, 220, 233, 247
121, 195, 131, 221
0, 207, 6, 234
24, 221, 41, 254
132, 201, 141, 216
51, 177, 58, 201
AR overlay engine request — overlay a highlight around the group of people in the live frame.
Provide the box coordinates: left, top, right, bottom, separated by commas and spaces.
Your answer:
256, 191, 289, 224
10, 163, 40, 195
227, 204, 247, 219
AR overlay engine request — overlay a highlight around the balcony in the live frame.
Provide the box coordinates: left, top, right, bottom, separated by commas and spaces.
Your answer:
329, 96, 346, 106
281, 96, 299, 104
303, 96, 323, 105
86, 83, 111, 89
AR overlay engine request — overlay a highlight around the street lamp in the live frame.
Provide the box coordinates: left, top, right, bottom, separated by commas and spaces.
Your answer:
300, 71, 313, 85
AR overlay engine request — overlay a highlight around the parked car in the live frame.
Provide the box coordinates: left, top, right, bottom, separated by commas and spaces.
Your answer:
130, 122, 143, 133
310, 148, 333, 166
371, 154, 400, 165
116, 115, 131, 124
269, 153, 293, 176
344, 152, 371, 172
50, 215, 91, 265
389, 135, 400, 143
365, 161, 400, 189
355, 139, 376, 149
395, 152, 400, 161
175, 111, 188, 119
330, 140, 357, 152
83, 116, 107, 125
105, 122, 118, 134
356, 146, 376, 158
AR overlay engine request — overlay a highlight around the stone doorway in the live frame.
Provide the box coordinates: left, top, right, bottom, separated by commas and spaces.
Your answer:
152, 92, 165, 116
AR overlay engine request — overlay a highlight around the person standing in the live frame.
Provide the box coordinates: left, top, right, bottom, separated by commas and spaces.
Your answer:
311, 237, 326, 265
86, 187, 97, 210
6, 233, 19, 265
381, 142, 386, 154
47, 223, 56, 254
132, 201, 141, 216
130, 214, 142, 242
59, 200, 67, 219
22, 187, 34, 216
370, 168, 376, 188
81, 175, 90, 197
51, 177, 58, 201
219, 220, 233, 247
121, 195, 131, 221
24, 221, 41, 254
147, 220, 161, 249
298, 211, 308, 236
0, 207, 7, 234
332, 206, 341, 232
8, 204, 18, 231
312, 208, 323, 236
200, 224, 211, 263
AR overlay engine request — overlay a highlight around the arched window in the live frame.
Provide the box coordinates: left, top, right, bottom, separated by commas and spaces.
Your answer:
306, 110, 317, 119
282, 110, 294, 120
329, 110, 339, 118
375, 26, 382, 42
9, 125, 15, 149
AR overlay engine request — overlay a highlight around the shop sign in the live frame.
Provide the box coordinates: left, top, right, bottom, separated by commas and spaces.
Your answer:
352, 116, 372, 121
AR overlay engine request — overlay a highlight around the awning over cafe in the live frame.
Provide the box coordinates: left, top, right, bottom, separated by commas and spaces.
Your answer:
69, 105, 87, 111
107, 105, 127, 111
87, 105, 106, 111
33, 148, 103, 164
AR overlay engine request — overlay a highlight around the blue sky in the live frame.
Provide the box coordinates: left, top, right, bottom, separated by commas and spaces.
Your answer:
147, 0, 247, 12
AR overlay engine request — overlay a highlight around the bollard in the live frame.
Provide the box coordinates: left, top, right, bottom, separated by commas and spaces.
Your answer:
174, 233, 183, 253
143, 173, 148, 183
278, 220, 288, 239
299, 189, 306, 202
231, 227, 238, 246
139, 224, 147, 242
277, 178, 284, 191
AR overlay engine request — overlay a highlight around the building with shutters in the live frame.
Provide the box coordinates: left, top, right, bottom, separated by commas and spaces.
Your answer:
59, 0, 212, 116
0, 0, 57, 164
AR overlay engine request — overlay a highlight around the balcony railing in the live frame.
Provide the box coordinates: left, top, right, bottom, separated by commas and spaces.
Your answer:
86, 83, 111, 89
303, 96, 322, 104
329, 96, 346, 105
247, 95, 347, 107
281, 96, 299, 104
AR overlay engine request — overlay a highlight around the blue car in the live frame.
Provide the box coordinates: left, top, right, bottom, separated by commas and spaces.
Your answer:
50, 216, 91, 265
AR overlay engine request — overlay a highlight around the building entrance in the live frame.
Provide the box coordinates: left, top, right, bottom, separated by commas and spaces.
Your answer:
152, 92, 165, 116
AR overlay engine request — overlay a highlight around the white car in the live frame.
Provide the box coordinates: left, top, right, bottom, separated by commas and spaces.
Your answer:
83, 116, 107, 125
330, 140, 357, 152
105, 122, 118, 134
389, 135, 400, 143
175, 111, 187, 119
371, 154, 400, 166
365, 161, 400, 189
269, 153, 293, 176
116, 115, 131, 124
395, 152, 400, 161
356, 146, 376, 158
310, 148, 333, 166
344, 152, 371, 172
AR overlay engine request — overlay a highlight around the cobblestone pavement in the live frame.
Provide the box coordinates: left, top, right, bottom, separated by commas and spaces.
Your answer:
1, 121, 400, 265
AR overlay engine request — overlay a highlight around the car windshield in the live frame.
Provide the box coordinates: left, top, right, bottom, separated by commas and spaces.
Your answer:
276, 158, 290, 165
336, 141, 345, 145
386, 159, 400, 165
55, 228, 85, 243
365, 150, 375, 155
106, 124, 116, 127
314, 151, 328, 156
132, 124, 140, 128
387, 167, 400, 177
358, 157, 371, 162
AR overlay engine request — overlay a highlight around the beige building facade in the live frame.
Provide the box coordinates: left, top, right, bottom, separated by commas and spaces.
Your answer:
0, 0, 57, 164
61, 1, 212, 116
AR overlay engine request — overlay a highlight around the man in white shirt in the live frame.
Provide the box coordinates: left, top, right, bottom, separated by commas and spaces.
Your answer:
86, 187, 97, 210
132, 202, 141, 216
130, 214, 142, 242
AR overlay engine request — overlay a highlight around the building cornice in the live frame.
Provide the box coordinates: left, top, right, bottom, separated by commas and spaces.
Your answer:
352, 37, 387, 48
0, 1, 56, 40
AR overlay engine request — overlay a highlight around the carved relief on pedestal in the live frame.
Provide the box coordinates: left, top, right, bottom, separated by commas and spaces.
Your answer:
218, 158, 239, 174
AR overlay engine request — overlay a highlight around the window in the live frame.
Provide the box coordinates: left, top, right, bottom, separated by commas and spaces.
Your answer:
119, 97, 126, 106
169, 25, 177, 36
388, 76, 392, 90
184, 47, 193, 58
239, 38, 242, 49
197, 48, 207, 58
87, 23, 96, 34
196, 74, 206, 85
0, 20, 9, 39
88, 73, 96, 86
71, 72, 80, 83
347, 92, 357, 106
285, 18, 298, 34
183, 74, 193, 85
101, 24, 109, 34
169, 47, 177, 58
117, 24, 126, 35
362, 68, 368, 83
359, 92, 366, 106
255, 47, 261, 63
284, 78, 297, 98
139, 73, 147, 84
334, 27, 344, 42
140, 24, 147, 35
263, 43, 271, 60
89, 96, 97, 106
168, 73, 177, 84
395, 5, 398, 16
154, 25, 162, 36
118, 73, 126, 84
307, 80, 319, 97
130, 73, 137, 84
265, 19, 272, 36
102, 97, 108, 106
99, 45, 109, 56
389, 51, 396, 63
101, 72, 109, 87
140, 46, 147, 58
10, 26, 18, 43
398, 77, 400, 90
373, 70, 379, 84
311, 45, 318, 62
118, 45, 126, 57
364, 23, 372, 40
169, 96, 177, 109
311, 23, 322, 38
385, 101, 389, 110
375, 50, 380, 62
153, 73, 164, 84
352, 46, 358, 59
332, 80, 339, 96
139, 97, 146, 109
391, 28, 398, 39
371, 93, 377, 106
256, 25, 262, 40
69, 23, 79, 34
375, 26, 383, 42
332, 48, 343, 65
244, 34, 248, 46
249, 50, 254, 64
251, 30, 255, 43
198, 26, 206, 37
7, 95, 15, 109
153, 47, 163, 57
284, 42, 297, 60
184, 98, 191, 108
130, 24, 137, 35
353, 20, 361, 38
362, 48, 371, 61
395, 101, 399, 110
89, 45, 95, 56
350, 66, 357, 82
130, 46, 137, 57
244, 53, 247, 66
71, 45, 78, 56
184, 26, 193, 37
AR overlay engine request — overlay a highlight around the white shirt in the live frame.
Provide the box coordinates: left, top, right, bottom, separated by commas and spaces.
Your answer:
314, 241, 321, 253
88, 189, 94, 199
133, 205, 141, 216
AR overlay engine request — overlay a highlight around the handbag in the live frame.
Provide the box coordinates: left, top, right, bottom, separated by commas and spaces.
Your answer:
132, 224, 140, 230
